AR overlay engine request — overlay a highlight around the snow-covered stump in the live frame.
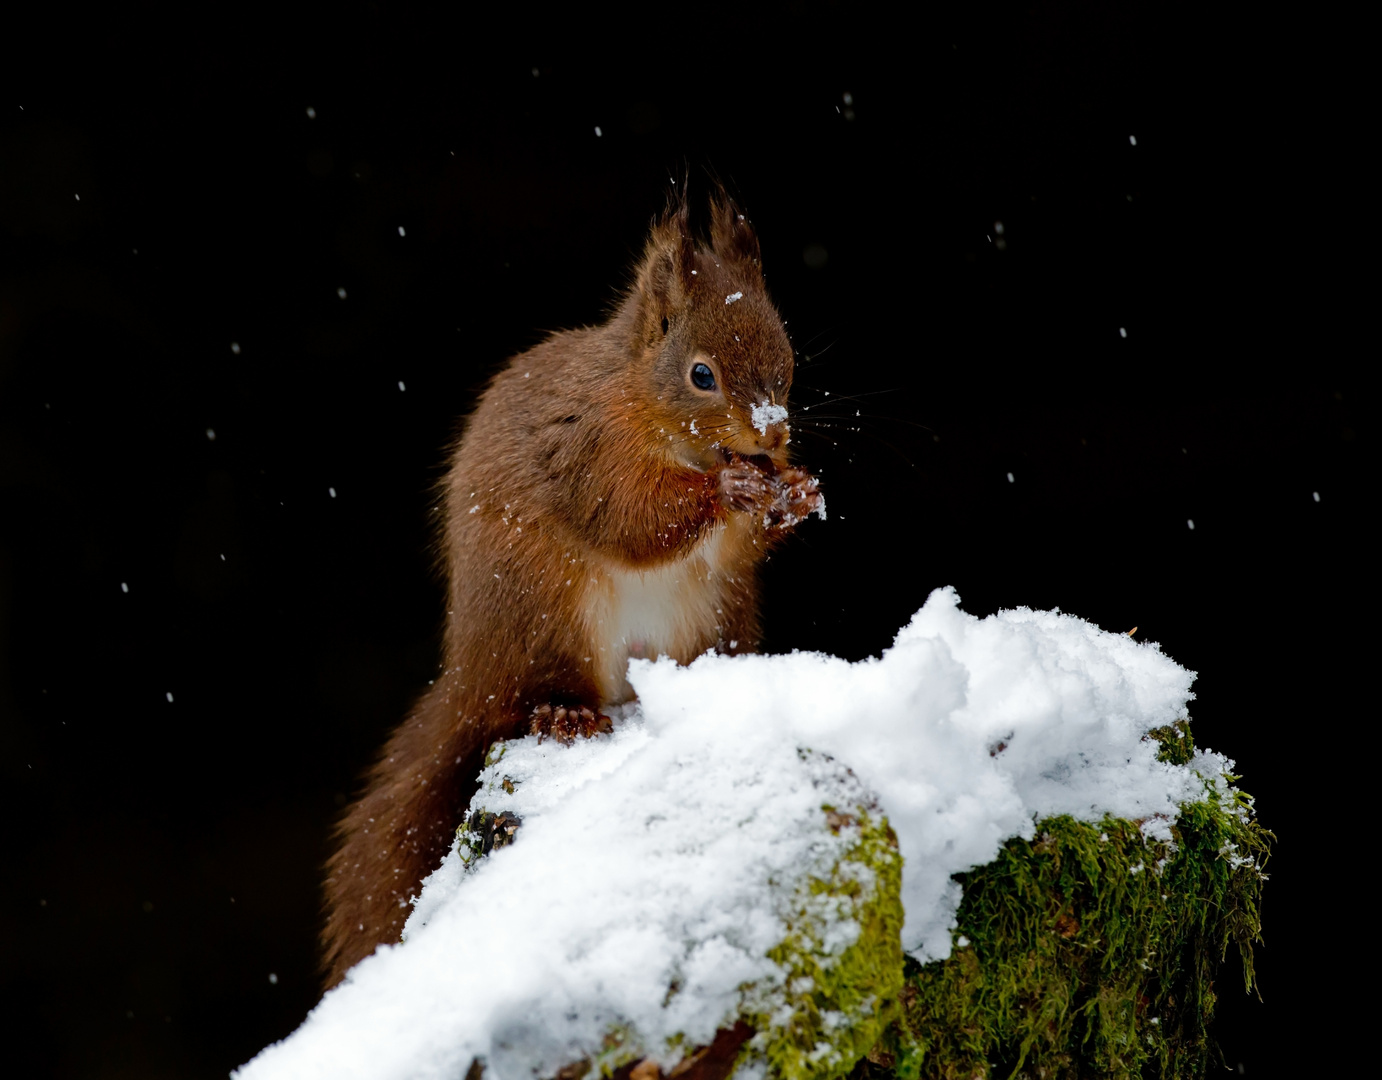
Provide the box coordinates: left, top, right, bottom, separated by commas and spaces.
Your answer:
444, 738, 907, 1079
236, 589, 1268, 1080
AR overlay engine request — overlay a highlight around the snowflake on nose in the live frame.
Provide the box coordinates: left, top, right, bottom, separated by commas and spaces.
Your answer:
750, 401, 788, 434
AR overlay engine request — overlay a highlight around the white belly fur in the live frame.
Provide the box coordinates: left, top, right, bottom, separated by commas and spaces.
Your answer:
587, 524, 732, 705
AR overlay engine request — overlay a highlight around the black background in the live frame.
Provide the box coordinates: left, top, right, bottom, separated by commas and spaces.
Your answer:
0, 5, 1366, 1078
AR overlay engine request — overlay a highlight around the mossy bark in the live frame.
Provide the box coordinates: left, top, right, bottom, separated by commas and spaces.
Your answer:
472, 722, 1269, 1080
747, 808, 908, 1079
853, 721, 1271, 1080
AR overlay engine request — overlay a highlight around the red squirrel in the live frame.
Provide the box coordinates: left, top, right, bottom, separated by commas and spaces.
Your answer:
322, 191, 823, 986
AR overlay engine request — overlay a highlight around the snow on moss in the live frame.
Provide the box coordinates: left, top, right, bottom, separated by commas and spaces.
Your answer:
236, 587, 1237, 1080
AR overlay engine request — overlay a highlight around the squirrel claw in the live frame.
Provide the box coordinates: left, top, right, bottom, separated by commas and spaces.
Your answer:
529, 703, 613, 745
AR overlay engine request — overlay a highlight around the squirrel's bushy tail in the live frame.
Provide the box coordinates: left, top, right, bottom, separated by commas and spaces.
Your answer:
321, 678, 490, 988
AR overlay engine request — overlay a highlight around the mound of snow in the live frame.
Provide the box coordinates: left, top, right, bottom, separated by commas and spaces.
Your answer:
237, 587, 1229, 1080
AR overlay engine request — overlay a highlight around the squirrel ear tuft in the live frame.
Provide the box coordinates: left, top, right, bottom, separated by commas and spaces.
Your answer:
709, 193, 761, 270
638, 198, 696, 316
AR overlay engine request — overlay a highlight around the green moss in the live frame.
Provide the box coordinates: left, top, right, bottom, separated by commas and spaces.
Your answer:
1146, 720, 1196, 767
857, 724, 1271, 1080
588, 1024, 641, 1078
741, 806, 908, 1080
455, 809, 522, 869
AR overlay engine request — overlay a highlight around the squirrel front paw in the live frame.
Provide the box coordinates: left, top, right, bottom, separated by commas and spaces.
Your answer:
529, 703, 613, 745
766, 466, 824, 527
718, 459, 824, 529
717, 461, 777, 515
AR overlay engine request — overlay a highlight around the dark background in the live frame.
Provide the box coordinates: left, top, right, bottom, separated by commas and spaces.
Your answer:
0, 5, 1365, 1078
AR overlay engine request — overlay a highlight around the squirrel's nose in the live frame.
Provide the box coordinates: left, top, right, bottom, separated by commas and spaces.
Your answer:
749, 401, 790, 453
757, 420, 789, 452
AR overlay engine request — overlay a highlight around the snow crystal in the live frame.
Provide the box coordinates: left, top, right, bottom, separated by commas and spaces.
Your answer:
269, 973, 279, 985
1129, 135, 1137, 146
306, 107, 317, 119
120, 582, 128, 593
206, 429, 216, 441
231, 342, 241, 355
594, 126, 602, 137
1187, 519, 1195, 530
1313, 491, 1320, 502
337, 287, 347, 300
1007, 472, 1014, 483
398, 227, 406, 237
725, 291, 744, 305
398, 381, 406, 392
1119, 327, 1127, 338
329, 488, 337, 498
238, 589, 1225, 1080
165, 692, 173, 703
750, 401, 789, 434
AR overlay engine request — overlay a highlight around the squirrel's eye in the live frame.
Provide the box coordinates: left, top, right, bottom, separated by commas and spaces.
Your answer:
661, 317, 669, 336
690, 363, 716, 391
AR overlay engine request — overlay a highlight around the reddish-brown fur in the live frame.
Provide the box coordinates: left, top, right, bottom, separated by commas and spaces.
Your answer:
322, 192, 821, 987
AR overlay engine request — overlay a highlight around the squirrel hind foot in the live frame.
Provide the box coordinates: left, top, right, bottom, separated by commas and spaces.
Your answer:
529, 703, 614, 745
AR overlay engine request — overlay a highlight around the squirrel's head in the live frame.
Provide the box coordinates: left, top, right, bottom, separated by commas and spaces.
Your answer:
630, 191, 795, 471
